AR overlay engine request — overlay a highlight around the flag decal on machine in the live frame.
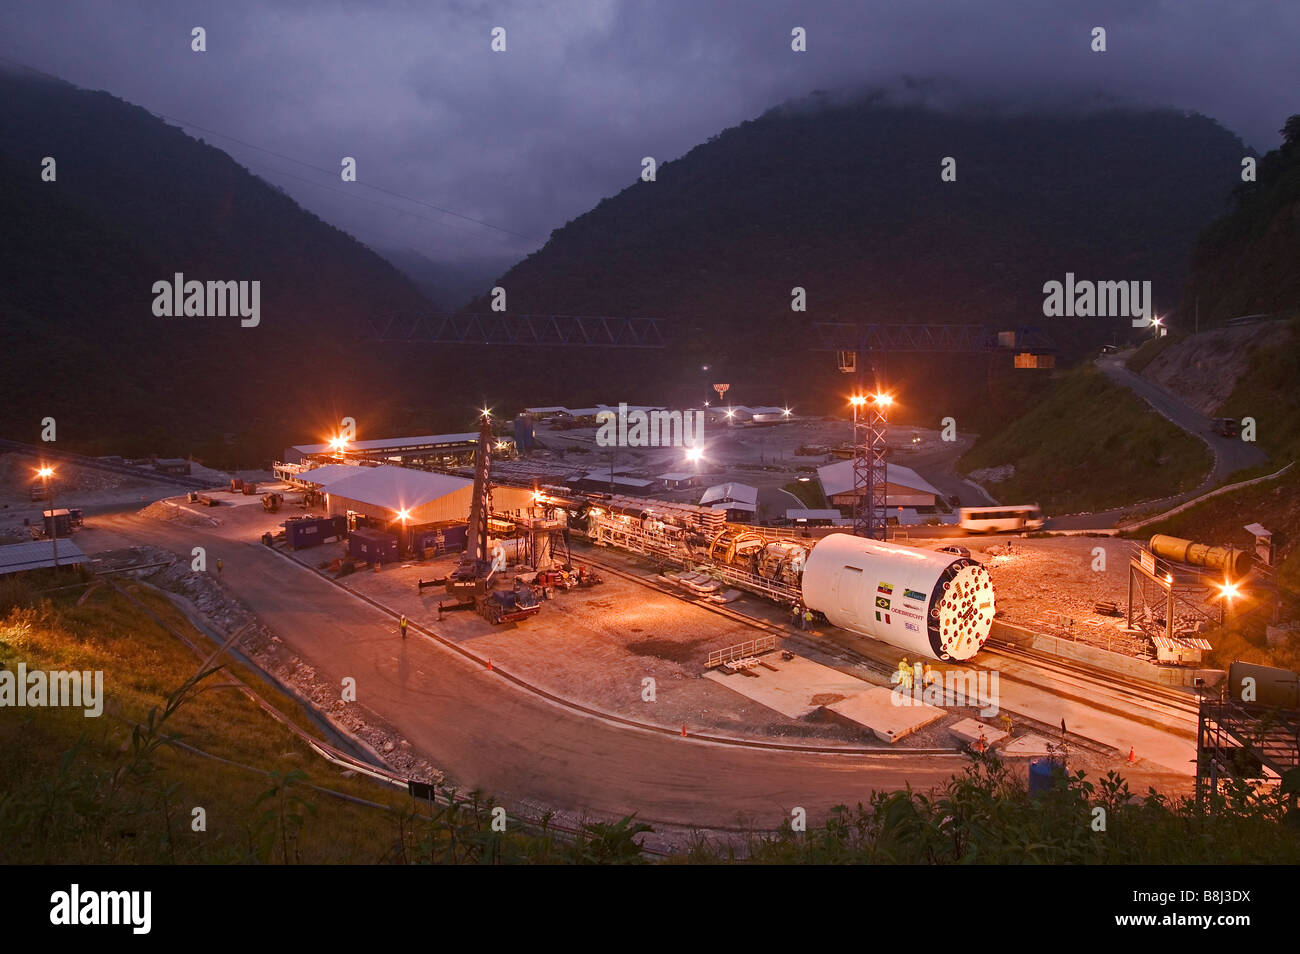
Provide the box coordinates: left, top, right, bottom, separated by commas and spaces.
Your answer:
875, 610, 892, 624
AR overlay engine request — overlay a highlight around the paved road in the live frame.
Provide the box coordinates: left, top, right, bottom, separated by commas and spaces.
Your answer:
81, 512, 969, 833
1096, 354, 1267, 484
1046, 355, 1268, 530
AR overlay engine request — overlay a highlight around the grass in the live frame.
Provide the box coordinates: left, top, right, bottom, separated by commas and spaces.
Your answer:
957, 366, 1212, 513
1218, 317, 1300, 463
0, 571, 645, 864
1125, 332, 1184, 373
782, 479, 829, 510
5, 568, 1299, 864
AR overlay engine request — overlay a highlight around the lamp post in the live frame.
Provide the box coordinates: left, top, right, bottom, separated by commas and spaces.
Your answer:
36, 466, 58, 569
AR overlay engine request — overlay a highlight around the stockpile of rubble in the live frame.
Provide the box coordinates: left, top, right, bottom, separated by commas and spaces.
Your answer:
137, 500, 219, 527
980, 539, 1151, 655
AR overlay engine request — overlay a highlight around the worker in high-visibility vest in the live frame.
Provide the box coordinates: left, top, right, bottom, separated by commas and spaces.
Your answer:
399, 615, 408, 639
897, 658, 913, 689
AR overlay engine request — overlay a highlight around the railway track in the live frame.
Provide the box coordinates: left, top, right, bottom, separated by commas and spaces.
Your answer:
576, 545, 1192, 755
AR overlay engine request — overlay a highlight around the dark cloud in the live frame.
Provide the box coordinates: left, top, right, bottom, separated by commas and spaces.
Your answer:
2, 0, 1294, 266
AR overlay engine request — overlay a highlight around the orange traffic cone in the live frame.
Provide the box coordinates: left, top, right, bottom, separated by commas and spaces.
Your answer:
1127, 745, 1137, 763
487, 657, 493, 672
681, 724, 687, 737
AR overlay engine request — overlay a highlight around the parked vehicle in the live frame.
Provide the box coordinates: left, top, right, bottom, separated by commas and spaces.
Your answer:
1211, 417, 1240, 438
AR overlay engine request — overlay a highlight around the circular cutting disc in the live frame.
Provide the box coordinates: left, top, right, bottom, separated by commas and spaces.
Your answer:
933, 562, 996, 660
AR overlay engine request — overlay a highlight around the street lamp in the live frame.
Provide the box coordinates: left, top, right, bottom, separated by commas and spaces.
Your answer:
36, 465, 58, 569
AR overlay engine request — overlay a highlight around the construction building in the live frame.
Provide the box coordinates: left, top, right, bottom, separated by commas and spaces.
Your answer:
278, 461, 533, 556
281, 433, 488, 467
700, 482, 759, 522
0, 539, 87, 576
816, 460, 941, 511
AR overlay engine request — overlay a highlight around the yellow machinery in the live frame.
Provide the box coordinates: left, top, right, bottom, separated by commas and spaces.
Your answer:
1149, 534, 1251, 578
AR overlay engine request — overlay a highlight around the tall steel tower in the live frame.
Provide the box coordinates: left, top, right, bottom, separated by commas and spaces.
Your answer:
849, 392, 891, 540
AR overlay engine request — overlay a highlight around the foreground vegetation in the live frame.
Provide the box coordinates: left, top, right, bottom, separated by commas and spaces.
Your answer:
4, 571, 1298, 864
705, 754, 1300, 865
957, 366, 1212, 514
0, 574, 645, 864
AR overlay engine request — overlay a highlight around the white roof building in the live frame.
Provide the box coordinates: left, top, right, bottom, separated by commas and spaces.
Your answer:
320, 464, 532, 525
699, 482, 759, 517
816, 461, 942, 507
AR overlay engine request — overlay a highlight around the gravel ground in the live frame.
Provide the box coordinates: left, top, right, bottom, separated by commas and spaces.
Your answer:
297, 540, 1009, 749
974, 536, 1162, 655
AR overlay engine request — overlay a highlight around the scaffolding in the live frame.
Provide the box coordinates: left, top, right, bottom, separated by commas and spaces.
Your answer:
851, 397, 889, 540
1127, 544, 1224, 643
1196, 693, 1300, 807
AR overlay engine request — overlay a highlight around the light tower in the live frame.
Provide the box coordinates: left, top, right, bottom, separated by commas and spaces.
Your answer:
849, 392, 892, 540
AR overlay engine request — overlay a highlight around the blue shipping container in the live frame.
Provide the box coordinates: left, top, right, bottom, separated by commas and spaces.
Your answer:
1028, 758, 1063, 796
348, 527, 399, 564
286, 516, 346, 550
413, 523, 468, 555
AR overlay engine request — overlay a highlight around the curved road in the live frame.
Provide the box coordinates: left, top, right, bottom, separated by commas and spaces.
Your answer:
1044, 354, 1268, 530
82, 511, 967, 835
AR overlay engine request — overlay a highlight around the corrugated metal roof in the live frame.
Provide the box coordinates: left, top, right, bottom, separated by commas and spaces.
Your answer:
1151, 635, 1212, 652
700, 482, 758, 506
580, 472, 654, 487
292, 433, 480, 455
298, 463, 373, 486
325, 466, 472, 512
0, 540, 88, 575
817, 459, 941, 499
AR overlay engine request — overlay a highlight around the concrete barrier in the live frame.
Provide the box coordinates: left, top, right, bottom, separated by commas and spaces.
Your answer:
992, 620, 1208, 688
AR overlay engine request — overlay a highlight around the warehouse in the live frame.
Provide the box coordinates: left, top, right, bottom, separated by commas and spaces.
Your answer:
569, 471, 658, 493
700, 482, 758, 522
320, 464, 534, 549
282, 433, 486, 466
292, 462, 376, 489
816, 460, 941, 510
0, 539, 88, 576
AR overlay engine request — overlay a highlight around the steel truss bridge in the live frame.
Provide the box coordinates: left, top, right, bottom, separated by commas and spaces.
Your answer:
364, 313, 668, 349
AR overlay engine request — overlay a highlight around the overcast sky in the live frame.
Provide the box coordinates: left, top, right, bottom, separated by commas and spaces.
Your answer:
3, 1, 1296, 268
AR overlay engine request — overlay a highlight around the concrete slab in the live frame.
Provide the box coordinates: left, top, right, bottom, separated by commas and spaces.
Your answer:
825, 688, 946, 744
703, 653, 871, 719
1002, 733, 1053, 757
705, 654, 947, 744
949, 718, 1008, 747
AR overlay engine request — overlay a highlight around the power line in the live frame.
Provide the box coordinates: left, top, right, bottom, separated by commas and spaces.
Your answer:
250, 162, 502, 240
